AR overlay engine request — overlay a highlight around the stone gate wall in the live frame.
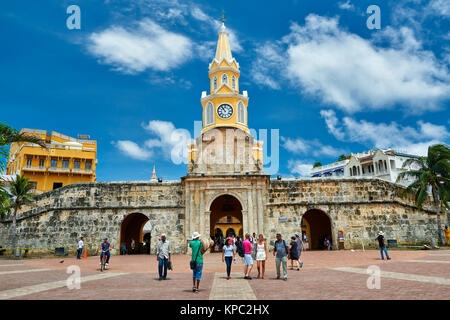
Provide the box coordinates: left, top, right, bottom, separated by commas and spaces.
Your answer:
0, 181, 185, 255
266, 178, 441, 248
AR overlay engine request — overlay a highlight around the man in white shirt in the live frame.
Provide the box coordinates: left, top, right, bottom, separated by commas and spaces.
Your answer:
156, 234, 171, 280
77, 237, 84, 259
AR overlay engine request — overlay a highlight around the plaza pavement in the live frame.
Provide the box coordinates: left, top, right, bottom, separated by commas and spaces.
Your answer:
0, 249, 448, 300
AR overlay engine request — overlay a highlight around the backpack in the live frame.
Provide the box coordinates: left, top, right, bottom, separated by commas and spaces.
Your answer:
236, 242, 245, 257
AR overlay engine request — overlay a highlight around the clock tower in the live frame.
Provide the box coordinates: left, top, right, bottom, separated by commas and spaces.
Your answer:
187, 20, 263, 175
200, 22, 249, 134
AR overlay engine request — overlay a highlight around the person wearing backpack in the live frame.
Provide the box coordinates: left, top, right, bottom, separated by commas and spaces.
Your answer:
273, 233, 290, 280
189, 232, 206, 293
236, 237, 245, 260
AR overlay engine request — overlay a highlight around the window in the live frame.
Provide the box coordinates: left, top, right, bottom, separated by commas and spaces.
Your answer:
85, 161, 92, 170
29, 181, 37, 190
232, 76, 236, 89
53, 182, 63, 190
213, 76, 218, 90
205, 102, 214, 125
26, 158, 32, 167
237, 101, 245, 124
62, 160, 69, 168
51, 159, 58, 167
39, 159, 45, 168
226, 216, 232, 223
74, 160, 80, 169
222, 74, 228, 85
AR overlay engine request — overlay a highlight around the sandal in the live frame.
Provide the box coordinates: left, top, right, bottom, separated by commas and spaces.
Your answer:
192, 287, 196, 292
194, 288, 199, 293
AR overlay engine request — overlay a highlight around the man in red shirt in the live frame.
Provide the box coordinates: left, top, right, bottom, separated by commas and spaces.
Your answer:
243, 233, 254, 279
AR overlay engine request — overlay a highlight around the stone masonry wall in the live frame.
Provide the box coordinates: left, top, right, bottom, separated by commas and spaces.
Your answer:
265, 178, 441, 249
0, 181, 185, 255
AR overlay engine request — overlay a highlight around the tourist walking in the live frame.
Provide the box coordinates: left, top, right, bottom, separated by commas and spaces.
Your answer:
255, 234, 267, 279
121, 243, 128, 255
273, 233, 289, 280
156, 234, 171, 280
77, 237, 84, 259
222, 238, 236, 279
376, 231, 391, 260
131, 238, 136, 254
243, 234, 254, 279
289, 236, 300, 270
189, 232, 206, 293
444, 226, 450, 245
295, 232, 305, 268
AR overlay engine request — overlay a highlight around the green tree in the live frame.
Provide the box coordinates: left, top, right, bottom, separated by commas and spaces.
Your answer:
313, 161, 322, 168
397, 144, 450, 244
4, 174, 36, 252
0, 123, 47, 171
0, 185, 10, 221
338, 154, 347, 161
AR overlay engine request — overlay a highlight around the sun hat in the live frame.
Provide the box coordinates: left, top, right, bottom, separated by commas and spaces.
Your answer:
295, 232, 300, 236
161, 234, 166, 237
378, 231, 384, 236
192, 232, 201, 240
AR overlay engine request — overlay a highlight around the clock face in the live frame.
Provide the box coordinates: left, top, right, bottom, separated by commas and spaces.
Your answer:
217, 104, 233, 119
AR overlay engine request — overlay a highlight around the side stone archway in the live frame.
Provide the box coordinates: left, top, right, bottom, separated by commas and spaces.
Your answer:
120, 212, 149, 254
301, 209, 332, 250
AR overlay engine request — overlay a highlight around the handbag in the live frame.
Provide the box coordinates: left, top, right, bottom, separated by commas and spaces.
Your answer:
168, 260, 173, 271
190, 243, 201, 270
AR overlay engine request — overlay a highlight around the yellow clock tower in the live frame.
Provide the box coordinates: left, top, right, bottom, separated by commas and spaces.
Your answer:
200, 22, 249, 134
187, 20, 263, 175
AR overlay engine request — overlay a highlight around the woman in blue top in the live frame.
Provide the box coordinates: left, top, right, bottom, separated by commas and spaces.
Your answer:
222, 238, 236, 280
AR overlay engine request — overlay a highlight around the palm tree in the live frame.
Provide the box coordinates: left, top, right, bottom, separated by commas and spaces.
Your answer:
0, 123, 47, 171
313, 161, 322, 168
397, 144, 450, 244
0, 185, 10, 221
5, 174, 35, 252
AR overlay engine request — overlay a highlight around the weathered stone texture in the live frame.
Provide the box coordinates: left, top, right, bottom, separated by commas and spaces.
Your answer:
0, 177, 445, 255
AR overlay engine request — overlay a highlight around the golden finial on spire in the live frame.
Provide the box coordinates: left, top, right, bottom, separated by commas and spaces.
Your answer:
220, 10, 226, 24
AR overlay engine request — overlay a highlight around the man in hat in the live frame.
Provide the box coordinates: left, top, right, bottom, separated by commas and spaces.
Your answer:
156, 234, 171, 280
189, 232, 206, 293
376, 231, 391, 260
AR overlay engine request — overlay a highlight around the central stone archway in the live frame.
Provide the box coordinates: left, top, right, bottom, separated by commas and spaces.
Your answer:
120, 212, 149, 254
210, 194, 243, 241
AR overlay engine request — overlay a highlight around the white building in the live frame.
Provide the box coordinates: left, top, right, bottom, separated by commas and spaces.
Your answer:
310, 149, 419, 186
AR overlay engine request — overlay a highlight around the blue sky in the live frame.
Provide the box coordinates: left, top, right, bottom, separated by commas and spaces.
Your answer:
1, 0, 449, 181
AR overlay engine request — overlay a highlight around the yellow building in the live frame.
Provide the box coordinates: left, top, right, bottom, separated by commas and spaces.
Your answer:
6, 128, 97, 193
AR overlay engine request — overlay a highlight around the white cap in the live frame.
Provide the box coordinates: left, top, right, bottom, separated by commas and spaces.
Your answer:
192, 232, 201, 240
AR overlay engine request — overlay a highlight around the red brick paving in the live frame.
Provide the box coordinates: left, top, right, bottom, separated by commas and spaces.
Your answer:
0, 249, 448, 300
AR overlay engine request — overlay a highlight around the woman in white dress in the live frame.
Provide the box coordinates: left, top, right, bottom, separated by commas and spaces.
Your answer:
255, 234, 268, 279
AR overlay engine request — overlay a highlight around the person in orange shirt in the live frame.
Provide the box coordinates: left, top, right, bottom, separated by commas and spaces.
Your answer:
444, 226, 450, 245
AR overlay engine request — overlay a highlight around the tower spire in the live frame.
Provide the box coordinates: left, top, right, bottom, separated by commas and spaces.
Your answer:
214, 12, 232, 62
151, 164, 156, 181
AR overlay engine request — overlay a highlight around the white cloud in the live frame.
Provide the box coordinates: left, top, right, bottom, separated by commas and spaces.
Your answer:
320, 109, 450, 156
88, 19, 193, 74
113, 120, 192, 164
189, 6, 243, 53
287, 160, 314, 177
114, 140, 152, 160
282, 136, 346, 158
338, 0, 354, 11
252, 14, 450, 113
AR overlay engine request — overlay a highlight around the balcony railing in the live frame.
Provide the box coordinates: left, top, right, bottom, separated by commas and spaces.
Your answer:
72, 168, 93, 174
22, 166, 46, 171
48, 167, 70, 172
